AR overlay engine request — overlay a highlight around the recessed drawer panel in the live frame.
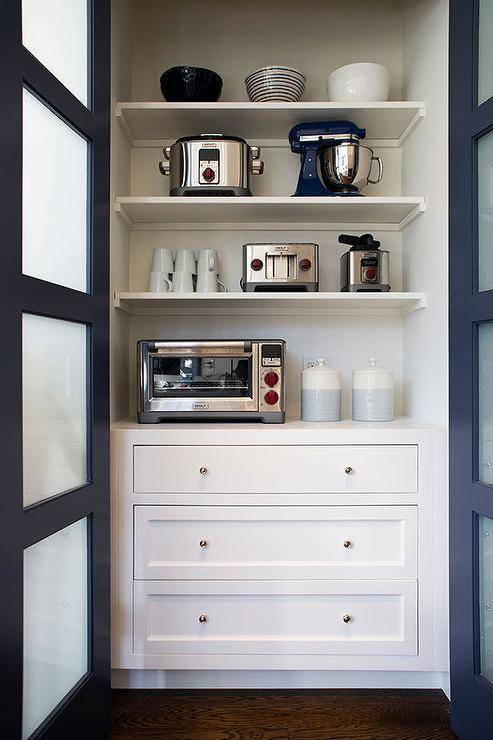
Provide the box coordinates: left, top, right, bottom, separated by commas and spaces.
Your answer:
133, 580, 418, 656
134, 505, 418, 580
133, 445, 418, 494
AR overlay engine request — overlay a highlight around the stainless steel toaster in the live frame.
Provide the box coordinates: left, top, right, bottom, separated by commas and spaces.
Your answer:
339, 233, 391, 292
159, 133, 264, 196
242, 243, 319, 292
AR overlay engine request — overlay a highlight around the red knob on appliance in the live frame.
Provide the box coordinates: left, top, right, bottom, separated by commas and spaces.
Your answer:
202, 167, 215, 182
264, 371, 279, 387
251, 258, 264, 271
365, 267, 377, 281
264, 390, 279, 405
299, 258, 312, 271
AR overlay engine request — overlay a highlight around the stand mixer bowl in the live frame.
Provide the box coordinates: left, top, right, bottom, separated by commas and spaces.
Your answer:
321, 143, 383, 194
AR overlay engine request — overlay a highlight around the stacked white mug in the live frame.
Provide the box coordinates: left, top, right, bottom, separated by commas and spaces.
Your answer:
172, 249, 196, 293
196, 249, 225, 293
148, 247, 173, 292
148, 248, 226, 293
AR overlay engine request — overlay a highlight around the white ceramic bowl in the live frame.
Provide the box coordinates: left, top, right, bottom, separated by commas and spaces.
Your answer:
245, 66, 305, 102
327, 62, 390, 102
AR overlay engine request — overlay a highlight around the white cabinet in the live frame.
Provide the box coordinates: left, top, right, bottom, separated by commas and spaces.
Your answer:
112, 422, 444, 674
133, 444, 418, 494
134, 505, 418, 580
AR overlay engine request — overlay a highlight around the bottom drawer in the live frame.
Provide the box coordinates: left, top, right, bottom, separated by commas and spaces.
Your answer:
133, 580, 417, 656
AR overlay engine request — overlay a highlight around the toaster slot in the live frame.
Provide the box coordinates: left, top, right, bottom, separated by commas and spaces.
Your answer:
266, 253, 297, 280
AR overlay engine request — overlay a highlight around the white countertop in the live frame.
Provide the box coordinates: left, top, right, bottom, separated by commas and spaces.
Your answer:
111, 416, 442, 444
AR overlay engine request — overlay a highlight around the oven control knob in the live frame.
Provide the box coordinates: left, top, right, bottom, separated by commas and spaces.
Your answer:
299, 258, 312, 271
264, 371, 279, 387
264, 390, 279, 405
202, 167, 215, 182
251, 258, 263, 271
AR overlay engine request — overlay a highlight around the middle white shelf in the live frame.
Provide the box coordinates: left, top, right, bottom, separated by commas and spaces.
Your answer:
114, 291, 427, 317
115, 196, 426, 231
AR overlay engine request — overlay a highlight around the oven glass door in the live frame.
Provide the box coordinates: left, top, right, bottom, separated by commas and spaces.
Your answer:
147, 343, 258, 412
152, 355, 251, 397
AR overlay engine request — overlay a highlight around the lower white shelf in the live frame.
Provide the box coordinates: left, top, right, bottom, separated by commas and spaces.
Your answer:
113, 291, 427, 317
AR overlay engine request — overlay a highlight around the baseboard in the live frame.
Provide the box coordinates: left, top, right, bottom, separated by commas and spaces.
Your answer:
111, 669, 451, 697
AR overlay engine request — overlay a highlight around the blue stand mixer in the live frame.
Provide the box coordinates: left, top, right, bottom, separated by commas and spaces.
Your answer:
289, 120, 367, 197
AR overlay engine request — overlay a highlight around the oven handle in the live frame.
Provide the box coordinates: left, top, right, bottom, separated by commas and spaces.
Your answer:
152, 340, 253, 356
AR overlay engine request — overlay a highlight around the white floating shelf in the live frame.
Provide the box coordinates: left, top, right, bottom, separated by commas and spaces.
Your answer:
116, 101, 425, 144
115, 196, 426, 231
113, 291, 427, 317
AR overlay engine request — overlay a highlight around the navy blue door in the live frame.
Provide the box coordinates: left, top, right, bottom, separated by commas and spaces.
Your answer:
0, 1, 110, 737
450, 1, 493, 736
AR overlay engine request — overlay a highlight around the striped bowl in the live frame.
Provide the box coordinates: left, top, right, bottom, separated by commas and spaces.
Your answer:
245, 66, 306, 102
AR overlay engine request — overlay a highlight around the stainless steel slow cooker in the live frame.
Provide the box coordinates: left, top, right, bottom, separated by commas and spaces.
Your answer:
158, 133, 264, 196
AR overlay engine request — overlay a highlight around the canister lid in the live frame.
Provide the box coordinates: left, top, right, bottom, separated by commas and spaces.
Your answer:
352, 358, 393, 389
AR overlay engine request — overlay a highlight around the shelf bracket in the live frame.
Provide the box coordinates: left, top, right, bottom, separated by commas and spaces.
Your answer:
115, 201, 134, 229
398, 108, 426, 147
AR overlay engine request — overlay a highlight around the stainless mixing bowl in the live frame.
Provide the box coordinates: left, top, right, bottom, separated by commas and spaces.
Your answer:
321, 143, 383, 194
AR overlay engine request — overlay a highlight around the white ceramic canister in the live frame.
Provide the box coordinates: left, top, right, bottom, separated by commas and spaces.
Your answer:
301, 358, 342, 422
352, 358, 394, 422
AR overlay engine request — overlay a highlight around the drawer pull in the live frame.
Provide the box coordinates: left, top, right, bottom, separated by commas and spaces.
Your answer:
198, 614, 208, 624
342, 614, 352, 624
343, 540, 352, 549
199, 466, 209, 476
199, 539, 209, 549
345, 466, 353, 475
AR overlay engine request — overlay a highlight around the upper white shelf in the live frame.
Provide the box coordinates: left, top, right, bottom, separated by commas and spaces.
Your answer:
115, 196, 426, 231
116, 101, 426, 144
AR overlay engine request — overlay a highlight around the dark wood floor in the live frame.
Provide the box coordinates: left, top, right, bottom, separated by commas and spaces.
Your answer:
109, 689, 456, 740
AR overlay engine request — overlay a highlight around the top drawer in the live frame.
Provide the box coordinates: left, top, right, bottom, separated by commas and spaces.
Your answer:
133, 445, 418, 494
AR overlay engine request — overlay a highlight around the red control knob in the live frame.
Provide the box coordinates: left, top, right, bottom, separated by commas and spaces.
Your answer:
365, 267, 377, 281
264, 390, 279, 405
202, 167, 215, 182
299, 258, 312, 271
251, 258, 264, 271
264, 371, 279, 387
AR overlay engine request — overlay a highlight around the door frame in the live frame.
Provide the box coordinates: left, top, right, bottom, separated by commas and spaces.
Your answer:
0, 1, 111, 737
450, 0, 493, 736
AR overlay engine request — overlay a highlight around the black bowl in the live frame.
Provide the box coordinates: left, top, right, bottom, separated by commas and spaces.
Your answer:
160, 66, 223, 102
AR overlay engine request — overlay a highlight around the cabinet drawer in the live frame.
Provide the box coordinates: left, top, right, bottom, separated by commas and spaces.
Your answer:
133, 580, 417, 656
134, 505, 417, 580
133, 445, 418, 494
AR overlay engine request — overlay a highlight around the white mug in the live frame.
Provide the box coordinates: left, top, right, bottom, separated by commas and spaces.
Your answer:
151, 247, 174, 275
174, 249, 197, 274
197, 249, 219, 274
196, 272, 226, 293
172, 270, 195, 293
148, 271, 172, 293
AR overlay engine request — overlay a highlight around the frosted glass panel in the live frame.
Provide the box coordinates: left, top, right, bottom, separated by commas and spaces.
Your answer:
23, 314, 88, 507
478, 131, 493, 292
22, 0, 88, 105
23, 519, 88, 739
479, 323, 493, 484
480, 515, 493, 684
23, 89, 88, 293
479, 0, 493, 105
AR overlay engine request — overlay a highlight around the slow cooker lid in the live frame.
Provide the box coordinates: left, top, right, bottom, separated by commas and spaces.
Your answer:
175, 133, 248, 144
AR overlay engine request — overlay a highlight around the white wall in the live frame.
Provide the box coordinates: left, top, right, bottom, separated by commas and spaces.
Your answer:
110, 0, 133, 421
401, 0, 449, 427
130, 0, 404, 102
401, 0, 449, 680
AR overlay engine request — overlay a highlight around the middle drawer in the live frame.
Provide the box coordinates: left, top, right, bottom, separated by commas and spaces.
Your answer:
134, 505, 417, 580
